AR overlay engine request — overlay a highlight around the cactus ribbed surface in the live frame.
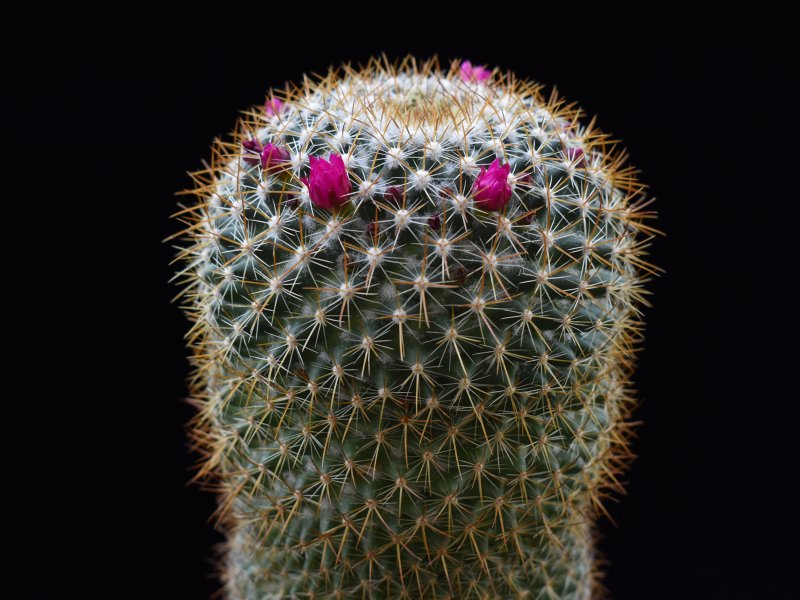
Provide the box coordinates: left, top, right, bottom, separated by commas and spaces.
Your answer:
174, 57, 657, 599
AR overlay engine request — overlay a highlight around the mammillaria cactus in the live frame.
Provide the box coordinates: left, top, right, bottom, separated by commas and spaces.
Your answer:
174, 56, 657, 599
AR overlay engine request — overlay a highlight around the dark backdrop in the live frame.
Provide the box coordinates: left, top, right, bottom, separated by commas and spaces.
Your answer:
26, 18, 796, 600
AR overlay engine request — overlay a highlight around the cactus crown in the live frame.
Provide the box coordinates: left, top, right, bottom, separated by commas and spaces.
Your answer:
174, 56, 657, 599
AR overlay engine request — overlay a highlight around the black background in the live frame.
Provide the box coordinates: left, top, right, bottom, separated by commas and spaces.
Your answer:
20, 16, 797, 600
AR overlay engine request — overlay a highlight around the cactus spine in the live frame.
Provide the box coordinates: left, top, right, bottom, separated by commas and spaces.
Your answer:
174, 57, 656, 599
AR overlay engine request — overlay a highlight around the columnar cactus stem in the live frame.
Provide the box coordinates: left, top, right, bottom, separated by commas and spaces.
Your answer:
173, 56, 657, 600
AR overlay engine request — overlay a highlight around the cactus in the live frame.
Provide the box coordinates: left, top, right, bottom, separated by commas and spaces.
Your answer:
174, 56, 657, 599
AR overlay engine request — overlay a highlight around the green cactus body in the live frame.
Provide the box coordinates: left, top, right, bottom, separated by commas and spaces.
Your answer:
175, 58, 655, 599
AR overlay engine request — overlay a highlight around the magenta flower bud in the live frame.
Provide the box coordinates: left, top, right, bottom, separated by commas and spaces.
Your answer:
472, 159, 512, 211
302, 154, 352, 211
460, 60, 491, 83
567, 147, 586, 166
384, 186, 404, 203
242, 137, 262, 166
261, 143, 290, 170
242, 137, 262, 153
265, 97, 284, 116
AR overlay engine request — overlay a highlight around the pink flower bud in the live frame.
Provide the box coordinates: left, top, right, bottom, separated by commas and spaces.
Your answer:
384, 186, 404, 203
302, 154, 352, 211
460, 60, 491, 83
567, 147, 586, 167
242, 137, 262, 166
261, 143, 290, 170
265, 97, 284, 116
472, 159, 512, 211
